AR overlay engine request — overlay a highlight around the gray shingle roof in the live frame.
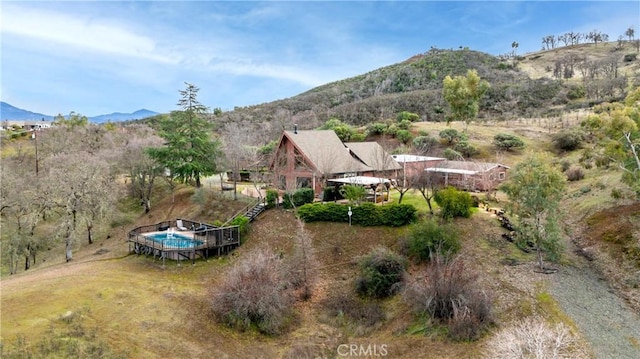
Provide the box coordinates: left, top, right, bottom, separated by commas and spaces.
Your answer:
344, 142, 402, 171
283, 130, 371, 174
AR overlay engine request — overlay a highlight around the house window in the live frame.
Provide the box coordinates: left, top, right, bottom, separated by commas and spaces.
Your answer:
498, 172, 506, 180
296, 177, 311, 188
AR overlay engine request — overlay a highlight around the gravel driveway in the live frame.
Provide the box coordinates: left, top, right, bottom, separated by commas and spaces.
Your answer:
549, 256, 640, 359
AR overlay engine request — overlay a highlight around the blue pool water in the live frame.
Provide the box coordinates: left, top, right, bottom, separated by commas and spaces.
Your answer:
145, 232, 204, 248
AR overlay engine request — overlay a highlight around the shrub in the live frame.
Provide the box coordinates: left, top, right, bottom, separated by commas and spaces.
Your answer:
484, 317, 577, 358
567, 84, 586, 100
381, 203, 418, 227
559, 160, 571, 172
282, 188, 315, 209
321, 186, 343, 202
296, 202, 416, 227
565, 166, 585, 181
412, 135, 438, 152
403, 256, 493, 341
493, 133, 525, 151
350, 202, 381, 225
266, 189, 279, 209
453, 141, 478, 158
439, 128, 462, 145
339, 184, 367, 204
396, 129, 414, 144
210, 247, 293, 335
553, 129, 584, 151
434, 187, 473, 219
396, 111, 420, 122
397, 119, 413, 130
231, 215, 250, 235
355, 247, 407, 298
442, 148, 463, 160
367, 122, 388, 136
401, 219, 460, 262
350, 132, 367, 142
322, 292, 386, 329
385, 124, 399, 137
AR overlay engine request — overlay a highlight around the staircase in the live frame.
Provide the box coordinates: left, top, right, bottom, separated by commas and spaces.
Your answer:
222, 200, 267, 227
243, 202, 266, 222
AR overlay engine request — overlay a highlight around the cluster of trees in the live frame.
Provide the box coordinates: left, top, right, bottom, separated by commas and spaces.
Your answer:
1, 83, 232, 274
541, 26, 636, 50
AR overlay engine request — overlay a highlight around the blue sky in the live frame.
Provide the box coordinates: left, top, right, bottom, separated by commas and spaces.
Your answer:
1, 1, 638, 117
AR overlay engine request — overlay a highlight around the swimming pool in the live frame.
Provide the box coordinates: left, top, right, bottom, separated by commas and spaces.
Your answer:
144, 232, 204, 248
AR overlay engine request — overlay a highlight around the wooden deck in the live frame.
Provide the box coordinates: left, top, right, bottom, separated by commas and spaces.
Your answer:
128, 219, 241, 263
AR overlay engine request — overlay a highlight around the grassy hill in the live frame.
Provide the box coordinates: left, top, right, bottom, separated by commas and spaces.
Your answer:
3, 119, 639, 358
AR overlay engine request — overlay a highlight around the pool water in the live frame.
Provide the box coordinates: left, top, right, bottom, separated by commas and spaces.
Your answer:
145, 232, 204, 248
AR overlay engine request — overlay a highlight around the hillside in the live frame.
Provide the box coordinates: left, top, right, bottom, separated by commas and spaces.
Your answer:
2, 119, 640, 358
217, 41, 639, 137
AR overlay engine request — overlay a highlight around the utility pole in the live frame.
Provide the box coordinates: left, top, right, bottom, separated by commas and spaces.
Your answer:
32, 130, 39, 176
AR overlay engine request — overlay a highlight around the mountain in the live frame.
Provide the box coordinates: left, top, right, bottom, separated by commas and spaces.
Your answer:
89, 109, 159, 123
0, 102, 158, 122
218, 41, 639, 132
0, 102, 54, 121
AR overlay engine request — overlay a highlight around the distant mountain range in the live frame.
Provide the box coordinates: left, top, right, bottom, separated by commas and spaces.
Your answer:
0, 102, 159, 123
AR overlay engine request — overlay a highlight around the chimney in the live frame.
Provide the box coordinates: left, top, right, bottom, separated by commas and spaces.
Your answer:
294, 124, 298, 134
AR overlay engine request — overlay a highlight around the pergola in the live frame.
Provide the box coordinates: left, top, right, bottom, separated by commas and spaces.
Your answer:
327, 176, 392, 203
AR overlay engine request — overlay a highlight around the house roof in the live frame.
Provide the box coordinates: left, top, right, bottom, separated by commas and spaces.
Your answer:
283, 130, 371, 174
426, 160, 509, 175
344, 142, 402, 171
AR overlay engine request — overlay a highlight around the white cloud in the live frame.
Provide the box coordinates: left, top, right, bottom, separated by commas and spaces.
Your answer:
1, 4, 178, 64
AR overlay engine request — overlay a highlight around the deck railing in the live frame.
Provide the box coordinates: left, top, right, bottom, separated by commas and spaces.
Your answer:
128, 219, 240, 252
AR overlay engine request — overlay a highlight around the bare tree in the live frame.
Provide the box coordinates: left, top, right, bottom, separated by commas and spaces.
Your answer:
284, 220, 319, 301
221, 121, 261, 200
120, 126, 164, 213
413, 168, 440, 214
625, 26, 635, 42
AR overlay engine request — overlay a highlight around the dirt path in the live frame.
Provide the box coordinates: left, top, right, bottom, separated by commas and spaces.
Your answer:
549, 246, 640, 358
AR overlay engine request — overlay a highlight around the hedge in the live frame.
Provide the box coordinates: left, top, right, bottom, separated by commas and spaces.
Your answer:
297, 202, 417, 227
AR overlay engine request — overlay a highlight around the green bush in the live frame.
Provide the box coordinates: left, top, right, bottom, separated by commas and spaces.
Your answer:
412, 135, 438, 151
396, 129, 414, 144
266, 189, 279, 209
401, 219, 461, 262
382, 203, 418, 227
493, 133, 525, 151
339, 184, 367, 204
351, 202, 381, 225
434, 187, 473, 219
283, 188, 315, 209
296, 202, 416, 227
396, 111, 420, 122
355, 247, 407, 298
453, 141, 478, 158
350, 132, 367, 142
367, 122, 388, 136
231, 215, 250, 235
442, 148, 463, 160
439, 128, 462, 144
322, 186, 343, 202
553, 129, 584, 151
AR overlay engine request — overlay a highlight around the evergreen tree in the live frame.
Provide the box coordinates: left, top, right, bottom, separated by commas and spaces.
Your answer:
148, 83, 221, 187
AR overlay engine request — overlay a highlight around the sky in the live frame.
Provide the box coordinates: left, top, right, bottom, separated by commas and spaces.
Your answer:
1, 1, 639, 117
